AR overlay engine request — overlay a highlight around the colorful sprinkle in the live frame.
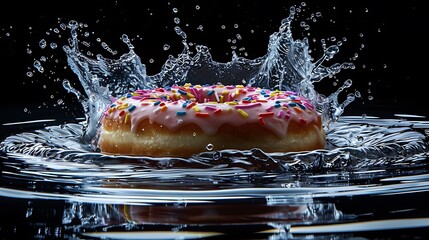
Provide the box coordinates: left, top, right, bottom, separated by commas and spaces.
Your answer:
237, 109, 249, 118
128, 105, 136, 112
207, 89, 215, 96
124, 113, 130, 123
259, 112, 274, 117
195, 112, 210, 117
258, 117, 265, 126
235, 102, 262, 109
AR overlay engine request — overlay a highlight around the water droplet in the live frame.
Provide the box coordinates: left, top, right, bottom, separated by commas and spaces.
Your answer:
23, 108, 28, 113
174, 17, 180, 24
368, 95, 373, 100
163, 44, 170, 51
50, 43, 57, 49
206, 143, 214, 151
172, 8, 178, 13
213, 151, 222, 160
195, 5, 200, 10
192, 132, 196, 137
221, 25, 226, 29
233, 23, 239, 28
149, 58, 154, 63
344, 79, 352, 88
39, 39, 47, 49
33, 60, 44, 73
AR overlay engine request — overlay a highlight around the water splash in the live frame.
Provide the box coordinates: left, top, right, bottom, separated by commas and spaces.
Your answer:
61, 5, 356, 145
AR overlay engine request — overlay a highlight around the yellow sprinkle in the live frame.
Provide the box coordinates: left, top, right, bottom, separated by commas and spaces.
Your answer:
217, 85, 225, 88
221, 91, 230, 95
184, 83, 192, 87
120, 97, 126, 101
117, 103, 129, 110
192, 106, 201, 112
161, 105, 168, 111
207, 101, 218, 104
237, 109, 248, 118
227, 108, 232, 112
131, 92, 141, 96
125, 113, 130, 123
219, 95, 224, 102
227, 101, 238, 105
236, 85, 244, 88
235, 89, 240, 96
194, 85, 202, 88
187, 93, 195, 98
171, 89, 177, 93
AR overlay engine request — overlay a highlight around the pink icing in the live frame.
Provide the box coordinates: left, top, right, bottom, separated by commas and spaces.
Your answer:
102, 84, 320, 138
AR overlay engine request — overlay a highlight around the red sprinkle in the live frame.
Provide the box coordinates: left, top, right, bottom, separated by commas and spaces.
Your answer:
195, 112, 210, 117
186, 102, 196, 109
259, 112, 275, 117
258, 117, 266, 126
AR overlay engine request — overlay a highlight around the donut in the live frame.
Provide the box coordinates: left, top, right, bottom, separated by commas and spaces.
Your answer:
97, 83, 326, 157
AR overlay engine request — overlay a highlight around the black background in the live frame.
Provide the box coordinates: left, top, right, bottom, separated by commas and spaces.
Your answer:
0, 0, 427, 125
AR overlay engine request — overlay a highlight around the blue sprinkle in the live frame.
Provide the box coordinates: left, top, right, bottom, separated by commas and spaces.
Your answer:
288, 102, 297, 107
128, 105, 136, 112
207, 90, 215, 96
274, 103, 281, 108
297, 103, 306, 110
176, 111, 187, 116
182, 102, 188, 108
154, 101, 161, 106
178, 89, 187, 95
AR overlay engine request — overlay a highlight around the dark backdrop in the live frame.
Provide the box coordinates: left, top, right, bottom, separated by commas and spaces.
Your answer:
0, 0, 426, 125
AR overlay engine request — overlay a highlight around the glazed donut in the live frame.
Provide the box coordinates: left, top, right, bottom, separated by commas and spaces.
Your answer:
98, 83, 326, 157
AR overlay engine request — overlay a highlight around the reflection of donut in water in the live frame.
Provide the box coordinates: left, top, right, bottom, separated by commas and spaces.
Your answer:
118, 203, 309, 224
98, 84, 326, 157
